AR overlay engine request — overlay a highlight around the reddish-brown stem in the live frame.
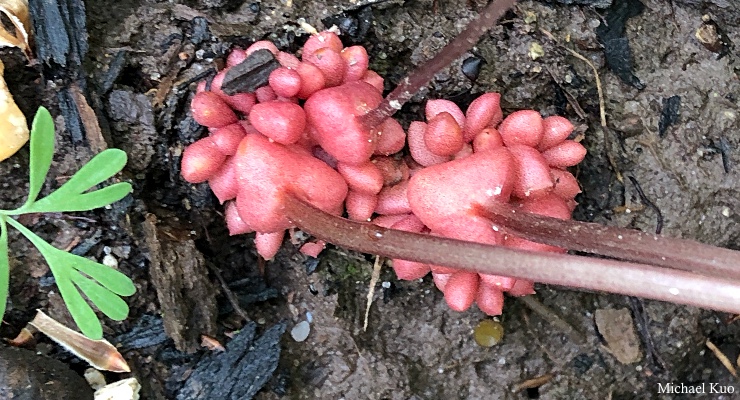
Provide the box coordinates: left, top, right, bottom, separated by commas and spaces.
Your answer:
284, 193, 740, 314
359, 0, 518, 129
477, 203, 740, 281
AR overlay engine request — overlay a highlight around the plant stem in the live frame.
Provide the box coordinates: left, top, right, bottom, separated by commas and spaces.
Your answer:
477, 203, 740, 281
359, 0, 518, 129
283, 193, 740, 314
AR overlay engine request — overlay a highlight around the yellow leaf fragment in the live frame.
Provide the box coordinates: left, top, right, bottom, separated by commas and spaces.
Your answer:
0, 59, 29, 162
0, 0, 32, 59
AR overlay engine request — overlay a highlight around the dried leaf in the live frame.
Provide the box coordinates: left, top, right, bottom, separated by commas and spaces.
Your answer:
0, 59, 30, 162
29, 310, 131, 373
0, 0, 32, 59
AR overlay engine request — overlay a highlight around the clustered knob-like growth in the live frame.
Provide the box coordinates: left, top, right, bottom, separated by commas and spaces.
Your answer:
182, 31, 585, 315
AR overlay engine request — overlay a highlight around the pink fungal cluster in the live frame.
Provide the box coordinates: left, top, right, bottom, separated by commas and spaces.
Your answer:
181, 31, 586, 316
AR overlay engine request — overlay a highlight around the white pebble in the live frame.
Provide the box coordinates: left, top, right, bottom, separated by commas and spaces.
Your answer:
291, 321, 310, 342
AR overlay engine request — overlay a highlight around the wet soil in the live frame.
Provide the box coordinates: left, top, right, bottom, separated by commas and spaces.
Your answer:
2, 0, 740, 399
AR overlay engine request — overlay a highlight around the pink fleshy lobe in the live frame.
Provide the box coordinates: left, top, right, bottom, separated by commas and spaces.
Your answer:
255, 86, 277, 103
444, 272, 479, 312
300, 240, 326, 258
361, 70, 384, 93
433, 272, 452, 291
426, 99, 465, 128
302, 31, 343, 60
337, 161, 384, 194
407, 121, 449, 166
375, 181, 411, 215
255, 230, 284, 260
407, 148, 514, 232
472, 127, 504, 153
507, 145, 554, 199
342, 46, 370, 83
304, 81, 382, 165
208, 156, 238, 203
374, 118, 406, 156
246, 40, 279, 56
551, 168, 581, 199
539, 115, 574, 151
508, 280, 536, 297
345, 190, 378, 221
464, 92, 503, 142
296, 62, 326, 98
425, 112, 464, 156
392, 259, 431, 280
541, 140, 587, 168
233, 134, 348, 233
476, 283, 505, 315
226, 48, 247, 67
249, 101, 306, 145
181, 137, 227, 183
269, 67, 302, 98
225, 201, 253, 235
498, 110, 544, 148
191, 92, 238, 128
305, 47, 346, 87
210, 123, 246, 156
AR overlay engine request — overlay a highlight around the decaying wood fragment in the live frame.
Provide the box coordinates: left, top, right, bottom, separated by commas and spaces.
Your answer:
142, 213, 218, 353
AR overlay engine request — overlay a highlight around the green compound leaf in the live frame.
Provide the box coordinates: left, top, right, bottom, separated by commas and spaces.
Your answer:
0, 219, 8, 322
7, 218, 133, 340
25, 107, 55, 207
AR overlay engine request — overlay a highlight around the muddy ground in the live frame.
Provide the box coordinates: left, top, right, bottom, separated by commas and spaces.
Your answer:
1, 0, 740, 399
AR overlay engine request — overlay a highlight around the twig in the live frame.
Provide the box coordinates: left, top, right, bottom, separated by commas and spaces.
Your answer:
363, 255, 382, 332
627, 175, 664, 234
360, 0, 518, 129
283, 194, 740, 314
208, 264, 250, 323
478, 202, 740, 281
517, 295, 585, 345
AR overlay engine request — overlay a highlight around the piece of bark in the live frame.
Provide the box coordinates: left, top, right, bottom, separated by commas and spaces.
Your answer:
0, 345, 93, 400
142, 214, 218, 353
175, 322, 286, 400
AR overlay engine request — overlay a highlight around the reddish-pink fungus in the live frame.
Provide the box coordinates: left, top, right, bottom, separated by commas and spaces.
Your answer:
301, 31, 343, 60
255, 231, 284, 260
210, 123, 246, 156
541, 140, 587, 168
191, 92, 238, 128
269, 67, 302, 98
463, 92, 503, 142
341, 46, 370, 82
507, 145, 554, 199
304, 81, 382, 165
498, 110, 543, 148
181, 137, 227, 183
249, 101, 306, 144
539, 115, 574, 151
424, 112, 464, 156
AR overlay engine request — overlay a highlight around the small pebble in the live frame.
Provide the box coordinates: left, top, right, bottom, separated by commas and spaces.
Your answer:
291, 321, 310, 342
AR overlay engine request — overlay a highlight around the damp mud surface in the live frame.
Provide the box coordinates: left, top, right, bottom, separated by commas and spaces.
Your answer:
1, 0, 740, 399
